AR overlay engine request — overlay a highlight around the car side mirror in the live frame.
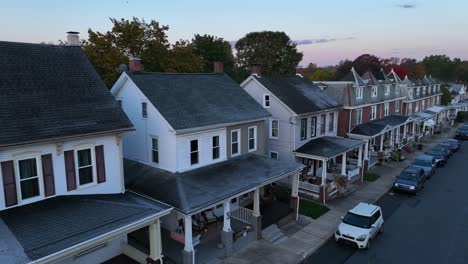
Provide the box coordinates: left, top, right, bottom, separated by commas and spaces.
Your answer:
341, 216, 344, 220
371, 224, 377, 228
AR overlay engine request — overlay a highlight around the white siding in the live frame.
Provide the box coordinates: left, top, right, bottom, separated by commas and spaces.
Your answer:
0, 134, 122, 211
176, 128, 227, 172
113, 74, 177, 172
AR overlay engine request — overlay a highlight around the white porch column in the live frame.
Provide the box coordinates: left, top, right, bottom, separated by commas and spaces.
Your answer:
380, 134, 384, 151
396, 127, 400, 145
364, 140, 369, 161
223, 201, 232, 232
412, 122, 416, 134
253, 187, 260, 217
358, 145, 363, 167
341, 152, 347, 177
183, 214, 193, 252
321, 159, 327, 185
390, 129, 394, 148
291, 172, 299, 198
403, 123, 407, 138
149, 219, 163, 262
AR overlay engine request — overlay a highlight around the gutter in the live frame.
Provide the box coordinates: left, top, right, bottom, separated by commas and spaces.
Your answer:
174, 117, 270, 135
29, 207, 172, 264
0, 127, 135, 149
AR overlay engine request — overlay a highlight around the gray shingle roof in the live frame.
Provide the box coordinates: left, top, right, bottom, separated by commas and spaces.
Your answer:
253, 75, 341, 114
294, 136, 365, 159
127, 72, 270, 130
0, 41, 134, 147
361, 71, 380, 86
0, 193, 170, 261
350, 114, 410, 136
124, 154, 304, 214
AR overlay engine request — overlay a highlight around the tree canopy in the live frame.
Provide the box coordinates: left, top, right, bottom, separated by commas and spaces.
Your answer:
235, 31, 303, 76
191, 34, 235, 74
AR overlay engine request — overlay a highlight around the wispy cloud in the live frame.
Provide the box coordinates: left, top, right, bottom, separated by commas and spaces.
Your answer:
294, 37, 355, 46
397, 3, 416, 9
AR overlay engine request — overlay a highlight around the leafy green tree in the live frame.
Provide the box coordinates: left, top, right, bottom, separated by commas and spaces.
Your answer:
301, 63, 318, 79
353, 54, 381, 76
191, 34, 235, 74
235, 31, 303, 76
422, 55, 454, 81
165, 40, 204, 73
333, 59, 353, 80
83, 17, 172, 87
308, 68, 334, 81
453, 61, 468, 82
440, 84, 452, 105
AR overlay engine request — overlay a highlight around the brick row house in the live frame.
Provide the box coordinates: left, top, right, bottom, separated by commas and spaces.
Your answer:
318, 68, 414, 169
111, 60, 303, 264
0, 35, 171, 264
241, 72, 366, 204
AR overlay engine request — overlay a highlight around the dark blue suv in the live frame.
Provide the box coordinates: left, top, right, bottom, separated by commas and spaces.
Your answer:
393, 167, 426, 194
425, 148, 448, 167
411, 155, 436, 178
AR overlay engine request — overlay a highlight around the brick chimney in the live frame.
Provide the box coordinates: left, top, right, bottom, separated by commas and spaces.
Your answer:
66, 31, 80, 46
214, 62, 224, 73
250, 64, 261, 76
128, 55, 142, 72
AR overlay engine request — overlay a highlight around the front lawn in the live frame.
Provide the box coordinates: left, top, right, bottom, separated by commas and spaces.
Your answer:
363, 172, 380, 182
299, 200, 330, 219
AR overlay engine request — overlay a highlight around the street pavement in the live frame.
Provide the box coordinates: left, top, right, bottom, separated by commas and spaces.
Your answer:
303, 140, 468, 264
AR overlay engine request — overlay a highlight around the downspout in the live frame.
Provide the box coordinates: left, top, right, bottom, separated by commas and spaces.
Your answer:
347, 83, 353, 134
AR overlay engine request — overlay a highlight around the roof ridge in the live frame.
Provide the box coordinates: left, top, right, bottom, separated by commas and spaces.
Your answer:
0, 40, 77, 48
129, 71, 224, 76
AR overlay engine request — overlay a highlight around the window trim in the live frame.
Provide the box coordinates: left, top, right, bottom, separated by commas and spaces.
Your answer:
311, 117, 317, 137
395, 100, 400, 113
248, 126, 257, 152
117, 98, 123, 108
212, 136, 220, 160
385, 85, 390, 96
14, 156, 43, 203
384, 103, 389, 116
328, 112, 334, 133
356, 87, 363, 100
263, 94, 270, 108
151, 137, 159, 164
371, 105, 377, 120
75, 147, 97, 189
141, 102, 148, 118
320, 114, 326, 135
190, 139, 199, 165
355, 108, 362, 126
300, 118, 307, 140
371, 86, 378, 97
270, 119, 279, 139
231, 129, 241, 157
269, 151, 279, 160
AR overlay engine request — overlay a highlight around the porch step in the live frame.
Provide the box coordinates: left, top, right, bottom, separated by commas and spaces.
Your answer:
262, 224, 286, 244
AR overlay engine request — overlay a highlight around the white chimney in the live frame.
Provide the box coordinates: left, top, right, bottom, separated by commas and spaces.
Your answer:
67, 31, 80, 46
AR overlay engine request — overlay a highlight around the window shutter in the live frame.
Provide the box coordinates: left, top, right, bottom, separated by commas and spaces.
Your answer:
64, 150, 77, 191
1, 160, 18, 207
95, 145, 106, 183
41, 154, 55, 197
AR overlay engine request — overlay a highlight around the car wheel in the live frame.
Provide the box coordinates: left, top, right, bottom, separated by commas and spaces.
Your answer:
366, 240, 371, 250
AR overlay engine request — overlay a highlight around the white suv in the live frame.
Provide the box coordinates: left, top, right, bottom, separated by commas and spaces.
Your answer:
334, 203, 384, 249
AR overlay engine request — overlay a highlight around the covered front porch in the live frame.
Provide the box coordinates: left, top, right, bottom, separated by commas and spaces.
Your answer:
123, 154, 303, 264
348, 115, 415, 166
293, 136, 366, 204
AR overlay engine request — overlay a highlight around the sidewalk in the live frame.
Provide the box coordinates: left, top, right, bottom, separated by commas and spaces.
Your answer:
224, 128, 458, 264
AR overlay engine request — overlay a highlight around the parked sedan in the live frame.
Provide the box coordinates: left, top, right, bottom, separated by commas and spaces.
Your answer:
432, 144, 453, 157
425, 148, 448, 167
393, 167, 426, 194
445, 139, 461, 152
455, 127, 468, 140
440, 142, 458, 154
411, 154, 436, 178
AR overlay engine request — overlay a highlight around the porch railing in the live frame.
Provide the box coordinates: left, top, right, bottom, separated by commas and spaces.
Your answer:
299, 181, 320, 194
230, 206, 254, 224
347, 167, 360, 182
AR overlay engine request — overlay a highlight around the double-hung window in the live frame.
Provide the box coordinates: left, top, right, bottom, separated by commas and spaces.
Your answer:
355, 108, 362, 125
248, 126, 257, 152
231, 130, 240, 157
395, 100, 400, 112
311, 117, 317, 137
421, 100, 425, 110
17, 158, 40, 200
320, 114, 326, 134
152, 138, 159, 163
356, 87, 363, 100
385, 85, 390, 96
212, 136, 220, 160
263, 94, 270, 108
371, 86, 378, 97
141, 102, 148, 118
300, 118, 307, 140
190, 140, 199, 165
407, 103, 413, 115
384, 103, 389, 116
371, 105, 377, 120
328, 113, 334, 133
270, 120, 279, 139
77, 148, 94, 186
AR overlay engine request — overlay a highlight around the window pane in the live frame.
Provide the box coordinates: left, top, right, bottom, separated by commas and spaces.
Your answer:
79, 167, 93, 185
213, 136, 219, 147
152, 138, 158, 150
20, 178, 39, 199
249, 139, 255, 150
191, 152, 199, 165
213, 147, 219, 159
152, 150, 159, 163
18, 158, 37, 180
190, 140, 198, 151
78, 149, 92, 167
232, 131, 238, 142
249, 128, 255, 139
232, 143, 238, 154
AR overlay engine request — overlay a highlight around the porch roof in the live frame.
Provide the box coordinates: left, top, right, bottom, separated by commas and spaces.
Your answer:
124, 154, 304, 215
294, 136, 365, 160
0, 193, 170, 261
350, 114, 410, 137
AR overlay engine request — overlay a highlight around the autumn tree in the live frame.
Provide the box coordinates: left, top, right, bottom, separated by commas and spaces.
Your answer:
235, 31, 303, 76
353, 54, 381, 76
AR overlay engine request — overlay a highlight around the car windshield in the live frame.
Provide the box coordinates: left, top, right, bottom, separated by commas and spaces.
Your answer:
413, 159, 432, 167
398, 171, 419, 181
426, 150, 442, 156
343, 212, 372, 229
458, 129, 468, 133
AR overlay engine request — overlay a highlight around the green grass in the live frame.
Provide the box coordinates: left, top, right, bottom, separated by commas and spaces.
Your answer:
363, 172, 380, 182
299, 200, 330, 219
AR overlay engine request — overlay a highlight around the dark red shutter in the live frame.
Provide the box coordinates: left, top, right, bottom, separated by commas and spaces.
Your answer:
64, 150, 77, 191
41, 154, 55, 197
1, 160, 18, 207
95, 145, 106, 183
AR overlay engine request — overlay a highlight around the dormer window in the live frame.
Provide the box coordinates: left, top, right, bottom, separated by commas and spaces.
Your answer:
263, 94, 270, 108
385, 85, 390, 96
416, 88, 420, 96
190, 140, 199, 165
371, 86, 378, 97
77, 148, 95, 186
17, 158, 41, 200
356, 87, 363, 100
